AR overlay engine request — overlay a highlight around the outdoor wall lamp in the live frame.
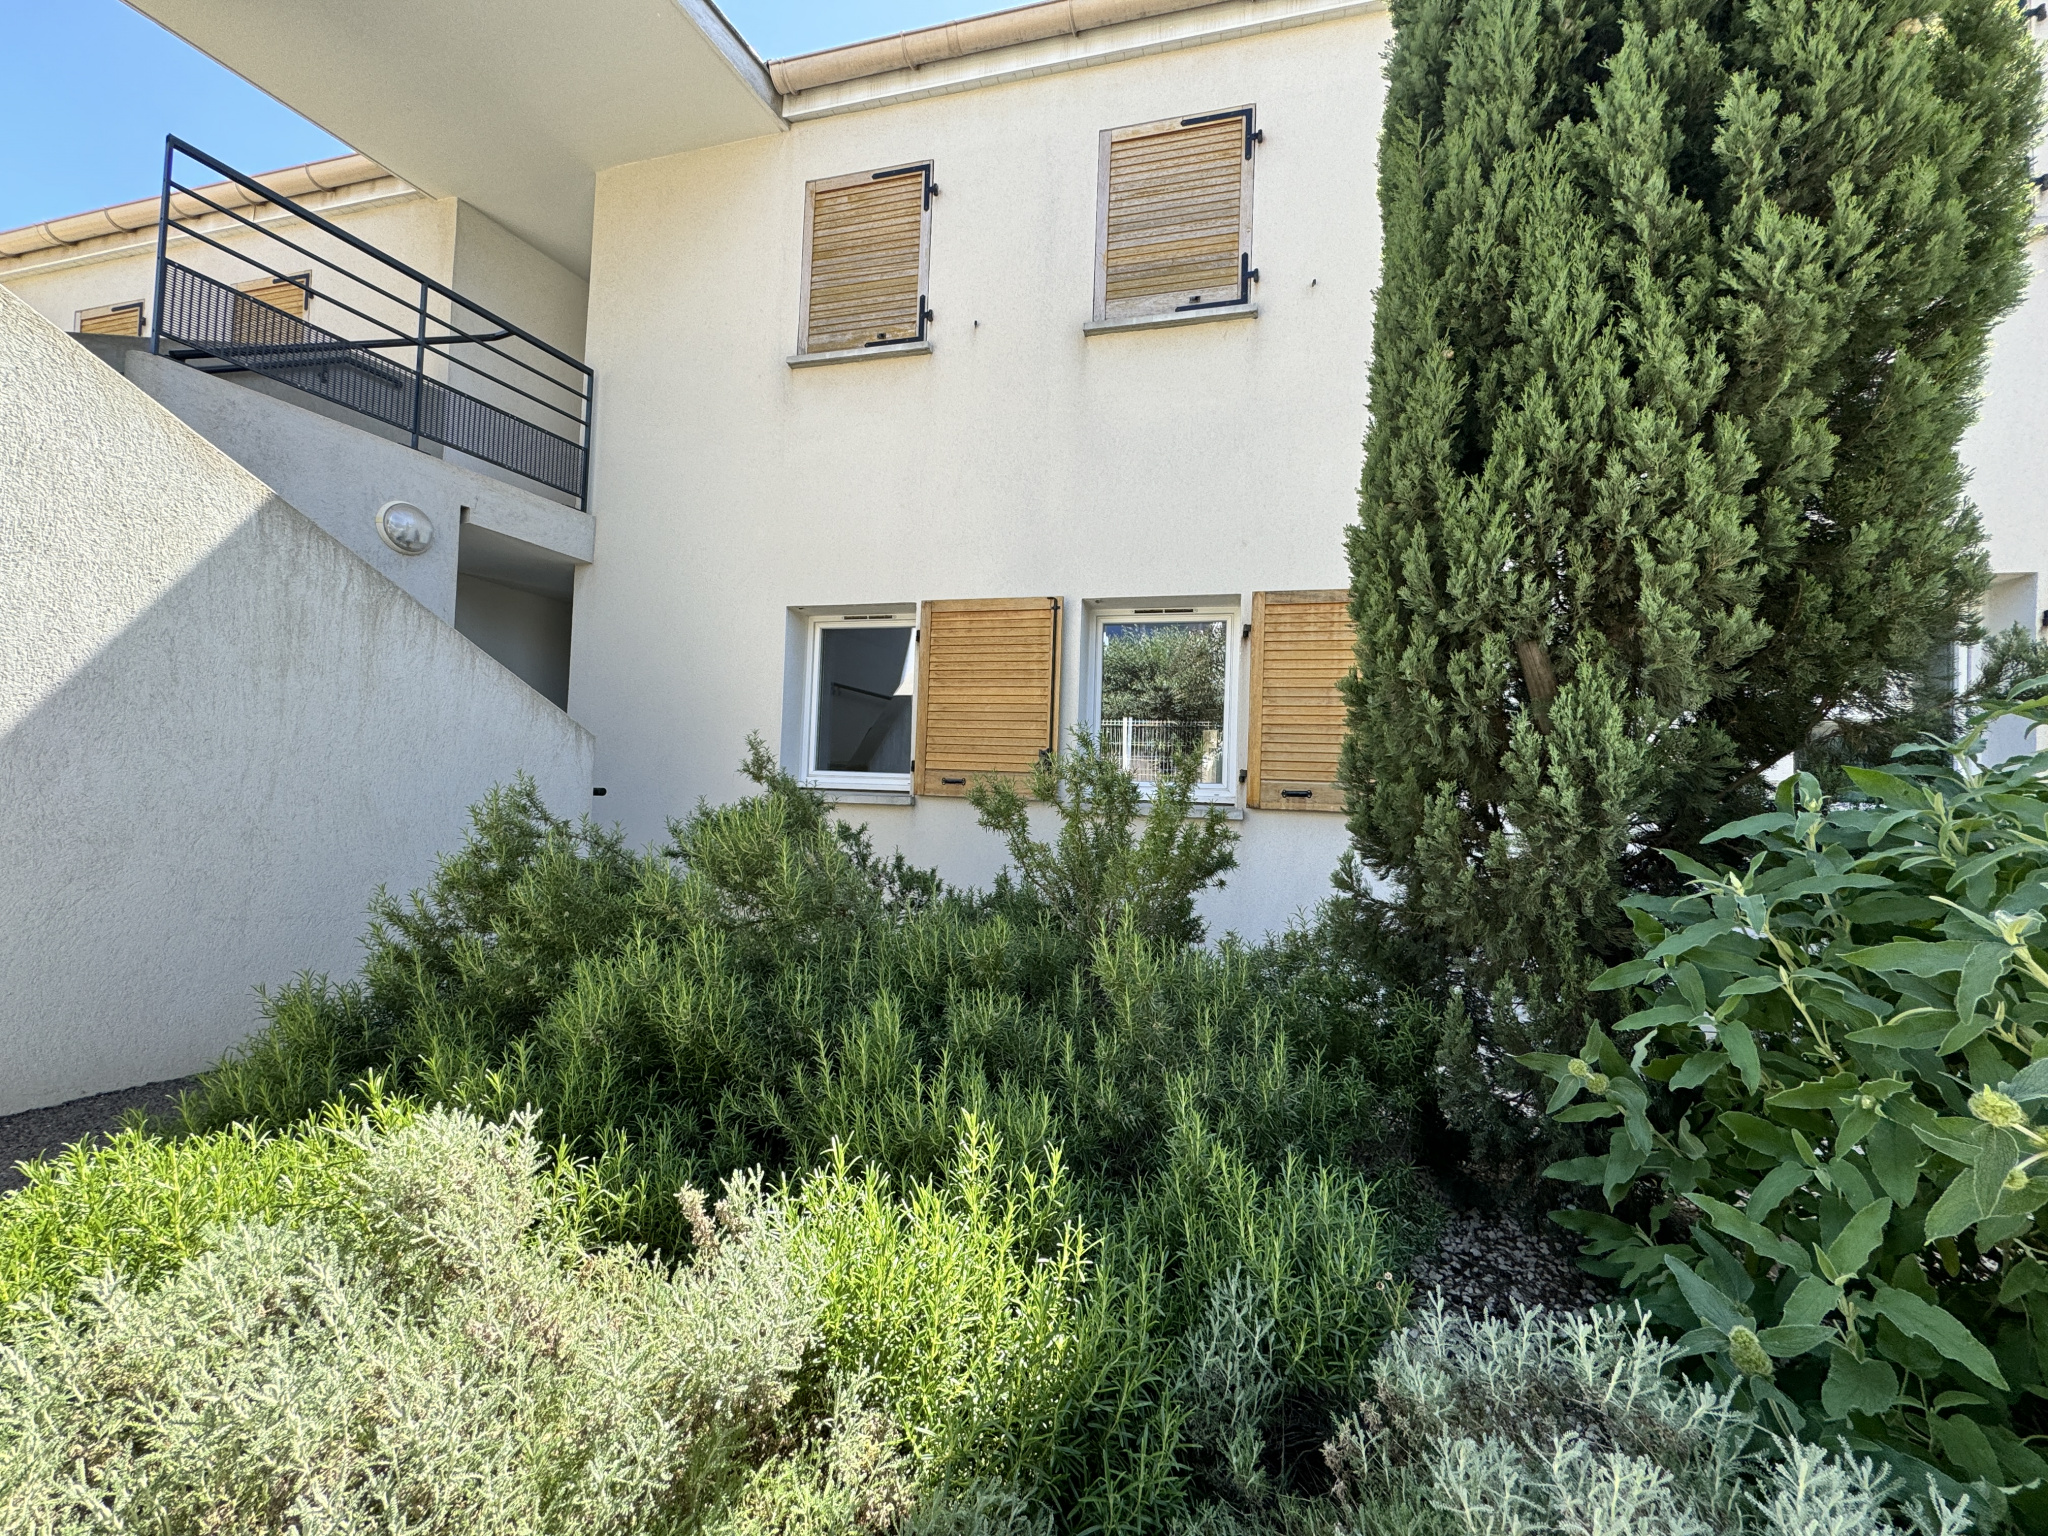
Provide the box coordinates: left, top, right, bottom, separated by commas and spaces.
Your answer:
376, 501, 434, 555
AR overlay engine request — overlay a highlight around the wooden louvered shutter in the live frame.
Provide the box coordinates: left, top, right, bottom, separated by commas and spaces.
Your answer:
237, 274, 309, 318
76, 302, 143, 337
1096, 108, 1254, 322
915, 598, 1063, 798
1245, 590, 1352, 812
801, 164, 931, 355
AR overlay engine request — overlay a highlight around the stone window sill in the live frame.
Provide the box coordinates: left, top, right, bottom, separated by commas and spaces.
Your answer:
787, 340, 932, 369
1083, 304, 1257, 336
811, 788, 916, 806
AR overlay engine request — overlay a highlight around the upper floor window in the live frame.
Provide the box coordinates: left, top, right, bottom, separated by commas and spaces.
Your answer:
1094, 107, 1257, 324
233, 272, 312, 346
798, 162, 934, 357
75, 301, 144, 337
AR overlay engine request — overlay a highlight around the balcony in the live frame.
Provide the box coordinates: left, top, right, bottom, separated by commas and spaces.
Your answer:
149, 137, 593, 508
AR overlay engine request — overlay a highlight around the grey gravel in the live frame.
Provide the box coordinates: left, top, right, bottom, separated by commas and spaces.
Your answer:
1409, 1208, 1615, 1318
0, 1077, 202, 1194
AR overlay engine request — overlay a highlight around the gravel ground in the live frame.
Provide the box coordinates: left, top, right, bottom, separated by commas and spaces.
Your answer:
1408, 1208, 1615, 1318
0, 1077, 202, 1194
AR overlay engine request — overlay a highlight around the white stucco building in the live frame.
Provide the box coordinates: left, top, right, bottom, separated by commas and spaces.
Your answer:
3, 0, 2045, 1110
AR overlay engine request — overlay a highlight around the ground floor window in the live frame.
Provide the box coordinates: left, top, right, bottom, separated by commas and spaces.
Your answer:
806, 613, 916, 790
1090, 603, 1237, 801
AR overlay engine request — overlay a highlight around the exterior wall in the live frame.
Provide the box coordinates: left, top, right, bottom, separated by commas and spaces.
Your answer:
0, 284, 594, 1114
455, 574, 574, 708
452, 201, 590, 361
1963, 233, 2048, 611
1960, 230, 2048, 761
0, 186, 456, 347
111, 344, 594, 629
577, 12, 1387, 938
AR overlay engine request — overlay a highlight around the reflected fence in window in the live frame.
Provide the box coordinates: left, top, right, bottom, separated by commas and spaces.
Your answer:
149, 136, 594, 508
1100, 717, 1223, 784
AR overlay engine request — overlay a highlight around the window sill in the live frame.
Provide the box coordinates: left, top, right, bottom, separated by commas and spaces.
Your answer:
810, 787, 916, 806
1084, 304, 1257, 337
787, 340, 932, 369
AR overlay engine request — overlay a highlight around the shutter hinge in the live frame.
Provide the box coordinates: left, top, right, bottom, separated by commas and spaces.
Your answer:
1175, 253, 1256, 313
1180, 107, 1257, 158
1237, 769, 1248, 784
1242, 622, 1252, 640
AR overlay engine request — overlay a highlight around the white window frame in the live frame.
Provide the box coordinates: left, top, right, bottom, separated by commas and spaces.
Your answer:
803, 610, 918, 793
1087, 601, 1242, 804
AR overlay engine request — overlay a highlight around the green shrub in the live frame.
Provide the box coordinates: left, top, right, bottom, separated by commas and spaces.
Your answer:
0, 1108, 822, 1535
794, 1118, 1089, 1486
147, 742, 1439, 1533
1325, 1302, 1975, 1536
1521, 697, 2048, 1525
967, 727, 1238, 948
0, 1097, 405, 1317
181, 747, 1431, 1255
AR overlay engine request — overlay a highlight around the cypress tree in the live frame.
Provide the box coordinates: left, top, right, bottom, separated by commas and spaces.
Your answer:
1343, 0, 2043, 1040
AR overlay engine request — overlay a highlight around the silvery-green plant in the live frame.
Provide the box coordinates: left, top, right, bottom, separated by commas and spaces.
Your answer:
0, 1108, 821, 1535
1325, 1301, 1973, 1536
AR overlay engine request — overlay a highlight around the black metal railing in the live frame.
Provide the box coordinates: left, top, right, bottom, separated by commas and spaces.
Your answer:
150, 137, 594, 507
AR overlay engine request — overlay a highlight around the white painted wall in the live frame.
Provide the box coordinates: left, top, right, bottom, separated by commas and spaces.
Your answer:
1960, 229, 2048, 760
455, 574, 574, 707
1964, 234, 2048, 606
577, 12, 1386, 939
0, 284, 594, 1114
110, 344, 593, 628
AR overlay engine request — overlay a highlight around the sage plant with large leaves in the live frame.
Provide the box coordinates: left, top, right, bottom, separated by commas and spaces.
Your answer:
1523, 698, 2048, 1527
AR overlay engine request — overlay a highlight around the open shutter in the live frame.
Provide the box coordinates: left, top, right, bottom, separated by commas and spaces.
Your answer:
914, 597, 1062, 798
1096, 108, 1254, 322
1245, 590, 1351, 812
76, 301, 143, 337
801, 163, 932, 354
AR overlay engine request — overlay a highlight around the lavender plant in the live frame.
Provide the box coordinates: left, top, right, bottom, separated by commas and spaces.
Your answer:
1326, 1302, 1975, 1536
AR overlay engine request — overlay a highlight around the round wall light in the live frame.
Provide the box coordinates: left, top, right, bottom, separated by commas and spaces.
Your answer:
376, 501, 434, 555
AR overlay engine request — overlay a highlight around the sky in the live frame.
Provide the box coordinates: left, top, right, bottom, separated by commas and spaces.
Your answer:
0, 1, 974, 233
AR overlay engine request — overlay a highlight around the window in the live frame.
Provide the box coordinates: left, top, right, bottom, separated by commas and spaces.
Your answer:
1094, 107, 1256, 324
75, 301, 143, 337
798, 162, 933, 357
806, 613, 917, 790
1090, 603, 1238, 802
233, 272, 312, 345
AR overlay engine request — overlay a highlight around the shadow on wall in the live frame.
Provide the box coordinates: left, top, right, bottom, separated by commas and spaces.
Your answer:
0, 285, 592, 1117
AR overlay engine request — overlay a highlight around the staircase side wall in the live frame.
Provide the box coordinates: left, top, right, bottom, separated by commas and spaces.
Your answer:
0, 283, 594, 1115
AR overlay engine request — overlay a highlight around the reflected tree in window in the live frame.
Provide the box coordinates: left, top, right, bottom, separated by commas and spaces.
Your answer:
1099, 620, 1225, 784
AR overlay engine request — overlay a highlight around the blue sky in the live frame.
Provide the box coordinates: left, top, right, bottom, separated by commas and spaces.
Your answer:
0, 1, 972, 232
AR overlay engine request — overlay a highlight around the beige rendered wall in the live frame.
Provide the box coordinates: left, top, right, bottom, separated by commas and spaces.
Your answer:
0, 189, 457, 348
456, 574, 575, 708
1963, 233, 2048, 614
577, 13, 1387, 938
1958, 229, 2048, 761
0, 284, 594, 1114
